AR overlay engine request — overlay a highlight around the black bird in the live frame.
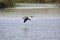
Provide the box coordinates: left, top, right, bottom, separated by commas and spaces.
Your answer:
23, 16, 31, 23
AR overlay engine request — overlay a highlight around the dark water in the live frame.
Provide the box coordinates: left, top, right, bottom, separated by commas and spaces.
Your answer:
0, 18, 60, 40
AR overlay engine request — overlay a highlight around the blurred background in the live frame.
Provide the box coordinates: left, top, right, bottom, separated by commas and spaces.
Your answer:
0, 0, 60, 7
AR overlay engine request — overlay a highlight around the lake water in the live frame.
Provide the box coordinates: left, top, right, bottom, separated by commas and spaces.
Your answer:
0, 18, 60, 40
0, 7, 60, 40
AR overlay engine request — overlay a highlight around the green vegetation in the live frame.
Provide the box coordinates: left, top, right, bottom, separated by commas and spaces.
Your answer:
0, 0, 16, 7
9, 0, 16, 7
16, 0, 60, 3
0, 0, 60, 8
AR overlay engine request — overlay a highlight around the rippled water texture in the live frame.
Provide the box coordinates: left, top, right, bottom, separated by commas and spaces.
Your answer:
0, 18, 60, 40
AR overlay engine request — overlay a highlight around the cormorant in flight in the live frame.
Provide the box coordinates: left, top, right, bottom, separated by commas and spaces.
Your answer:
23, 16, 32, 23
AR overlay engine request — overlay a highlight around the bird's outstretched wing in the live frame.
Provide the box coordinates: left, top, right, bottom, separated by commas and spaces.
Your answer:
28, 19, 31, 20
